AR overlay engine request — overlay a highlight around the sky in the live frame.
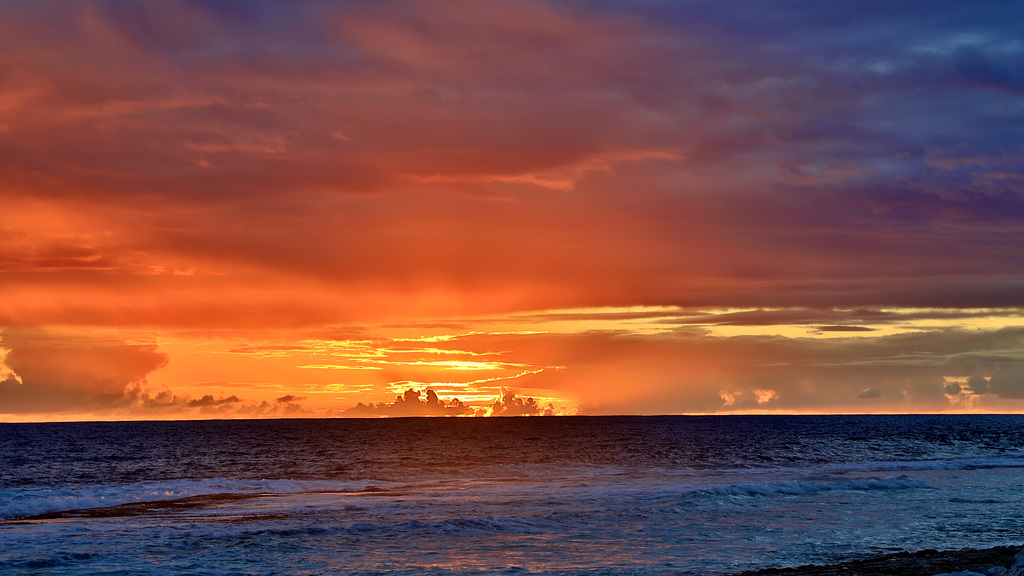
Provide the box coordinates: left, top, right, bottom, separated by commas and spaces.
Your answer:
2, 0, 1024, 421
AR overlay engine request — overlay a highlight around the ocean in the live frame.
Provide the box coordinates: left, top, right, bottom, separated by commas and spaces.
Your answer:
1, 415, 1023, 575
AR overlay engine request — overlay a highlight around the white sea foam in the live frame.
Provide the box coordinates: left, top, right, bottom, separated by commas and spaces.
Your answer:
0, 478, 394, 520
816, 454, 1024, 477
699, 475, 929, 498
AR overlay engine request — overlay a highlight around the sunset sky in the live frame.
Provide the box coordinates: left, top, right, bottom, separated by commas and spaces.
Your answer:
2, 1, 1024, 421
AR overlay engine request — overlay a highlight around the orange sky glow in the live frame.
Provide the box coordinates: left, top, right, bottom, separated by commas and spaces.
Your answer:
3, 1, 1024, 421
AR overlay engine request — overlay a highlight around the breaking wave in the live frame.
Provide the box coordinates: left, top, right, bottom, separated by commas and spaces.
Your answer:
697, 475, 930, 498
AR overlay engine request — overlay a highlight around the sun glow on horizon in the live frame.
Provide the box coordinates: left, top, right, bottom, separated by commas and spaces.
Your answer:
4, 305, 1024, 422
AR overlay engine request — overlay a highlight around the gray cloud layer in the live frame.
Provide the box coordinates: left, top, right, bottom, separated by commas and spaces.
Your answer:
1, 1, 1023, 311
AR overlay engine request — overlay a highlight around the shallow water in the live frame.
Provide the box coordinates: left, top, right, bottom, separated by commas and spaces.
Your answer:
2, 415, 1024, 575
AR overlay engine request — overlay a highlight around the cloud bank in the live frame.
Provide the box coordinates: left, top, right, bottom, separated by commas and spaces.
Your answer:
341, 387, 555, 417
2, 1, 1024, 419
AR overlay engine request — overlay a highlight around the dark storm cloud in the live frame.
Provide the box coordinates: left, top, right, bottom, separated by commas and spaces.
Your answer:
0, 331, 308, 418
0, 331, 169, 414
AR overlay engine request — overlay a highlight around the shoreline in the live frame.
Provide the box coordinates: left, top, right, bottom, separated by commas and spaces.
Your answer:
733, 546, 1024, 576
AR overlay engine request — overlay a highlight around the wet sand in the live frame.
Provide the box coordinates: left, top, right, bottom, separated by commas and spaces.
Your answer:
735, 546, 1024, 576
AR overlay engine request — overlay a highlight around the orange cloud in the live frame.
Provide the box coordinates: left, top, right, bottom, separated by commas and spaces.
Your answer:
0, 331, 169, 414
3, 2, 1024, 420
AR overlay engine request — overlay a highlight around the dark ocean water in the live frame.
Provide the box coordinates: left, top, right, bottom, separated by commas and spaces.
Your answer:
2, 415, 1024, 575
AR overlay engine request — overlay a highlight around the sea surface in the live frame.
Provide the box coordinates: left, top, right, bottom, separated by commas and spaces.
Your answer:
2, 415, 1023, 575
